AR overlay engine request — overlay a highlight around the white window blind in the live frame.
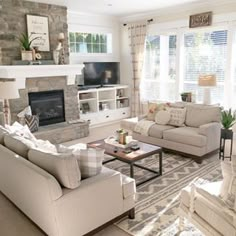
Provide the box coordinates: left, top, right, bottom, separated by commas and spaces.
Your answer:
141, 35, 177, 102
183, 30, 228, 104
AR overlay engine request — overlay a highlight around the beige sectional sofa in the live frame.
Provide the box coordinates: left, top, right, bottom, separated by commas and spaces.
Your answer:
0, 130, 136, 236
121, 103, 221, 161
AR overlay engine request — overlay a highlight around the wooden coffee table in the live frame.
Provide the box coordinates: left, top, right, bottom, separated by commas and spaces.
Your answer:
88, 140, 162, 186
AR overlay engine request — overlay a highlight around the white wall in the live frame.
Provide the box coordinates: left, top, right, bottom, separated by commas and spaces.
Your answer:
68, 11, 120, 64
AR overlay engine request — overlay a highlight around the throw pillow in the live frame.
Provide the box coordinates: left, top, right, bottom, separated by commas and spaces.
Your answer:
76, 148, 105, 179
167, 107, 186, 127
25, 115, 39, 133
146, 102, 168, 121
28, 149, 81, 189
4, 134, 36, 159
33, 139, 57, 153
155, 110, 171, 125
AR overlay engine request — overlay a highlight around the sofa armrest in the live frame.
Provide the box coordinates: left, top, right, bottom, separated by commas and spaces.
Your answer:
198, 122, 221, 152
138, 114, 147, 121
198, 122, 221, 136
191, 184, 236, 220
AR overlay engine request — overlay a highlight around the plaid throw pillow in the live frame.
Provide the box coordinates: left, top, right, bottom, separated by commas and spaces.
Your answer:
25, 115, 39, 133
77, 148, 104, 179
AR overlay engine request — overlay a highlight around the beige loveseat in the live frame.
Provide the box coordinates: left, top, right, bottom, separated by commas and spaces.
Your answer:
121, 103, 221, 161
0, 130, 136, 236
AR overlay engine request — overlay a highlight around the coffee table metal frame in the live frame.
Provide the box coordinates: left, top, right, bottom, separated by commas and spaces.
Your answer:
88, 140, 162, 186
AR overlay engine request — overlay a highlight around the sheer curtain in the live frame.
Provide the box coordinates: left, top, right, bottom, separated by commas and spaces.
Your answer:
128, 23, 147, 116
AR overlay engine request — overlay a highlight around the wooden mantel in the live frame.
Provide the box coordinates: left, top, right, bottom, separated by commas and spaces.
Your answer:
0, 64, 84, 89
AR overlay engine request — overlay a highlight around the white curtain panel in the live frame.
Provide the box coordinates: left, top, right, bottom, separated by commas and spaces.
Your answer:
128, 23, 147, 117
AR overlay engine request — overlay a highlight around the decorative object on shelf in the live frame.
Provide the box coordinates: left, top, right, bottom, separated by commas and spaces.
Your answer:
26, 15, 50, 51
0, 80, 19, 125
189, 12, 212, 28
219, 108, 236, 160
180, 92, 192, 102
81, 102, 90, 114
18, 33, 41, 61
198, 74, 216, 105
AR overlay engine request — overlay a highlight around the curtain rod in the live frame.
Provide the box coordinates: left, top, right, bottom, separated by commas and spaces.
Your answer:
123, 18, 153, 26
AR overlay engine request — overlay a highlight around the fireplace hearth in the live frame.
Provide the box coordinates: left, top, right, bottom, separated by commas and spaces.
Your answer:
29, 90, 65, 126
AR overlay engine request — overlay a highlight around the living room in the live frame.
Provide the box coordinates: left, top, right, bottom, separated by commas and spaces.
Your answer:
0, 0, 236, 236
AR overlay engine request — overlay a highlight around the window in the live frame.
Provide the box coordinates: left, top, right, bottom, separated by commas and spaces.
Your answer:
69, 32, 112, 54
183, 30, 228, 104
141, 35, 177, 101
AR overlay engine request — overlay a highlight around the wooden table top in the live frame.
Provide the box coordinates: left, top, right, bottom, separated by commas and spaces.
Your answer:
88, 139, 162, 162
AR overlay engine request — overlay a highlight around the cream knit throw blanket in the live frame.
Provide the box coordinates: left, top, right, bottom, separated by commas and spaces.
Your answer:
134, 119, 155, 136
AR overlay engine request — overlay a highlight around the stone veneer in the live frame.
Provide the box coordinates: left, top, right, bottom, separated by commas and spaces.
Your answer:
0, 76, 89, 144
0, 0, 69, 65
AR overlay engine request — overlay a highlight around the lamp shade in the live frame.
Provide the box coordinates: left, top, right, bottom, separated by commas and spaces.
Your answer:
198, 75, 216, 87
0, 81, 19, 99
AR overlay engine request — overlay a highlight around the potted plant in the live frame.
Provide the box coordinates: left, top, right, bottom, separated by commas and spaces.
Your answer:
18, 33, 40, 61
180, 92, 192, 102
221, 108, 236, 138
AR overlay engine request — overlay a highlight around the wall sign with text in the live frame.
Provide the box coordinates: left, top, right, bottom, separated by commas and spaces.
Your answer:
189, 12, 212, 28
26, 15, 50, 51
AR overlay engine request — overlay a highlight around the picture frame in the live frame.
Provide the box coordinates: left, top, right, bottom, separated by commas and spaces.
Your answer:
189, 12, 212, 28
26, 14, 50, 51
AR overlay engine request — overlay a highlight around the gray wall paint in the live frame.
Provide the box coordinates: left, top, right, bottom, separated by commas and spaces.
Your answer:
0, 0, 69, 65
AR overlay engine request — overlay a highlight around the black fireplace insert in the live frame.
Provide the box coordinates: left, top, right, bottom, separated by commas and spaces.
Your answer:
28, 90, 65, 126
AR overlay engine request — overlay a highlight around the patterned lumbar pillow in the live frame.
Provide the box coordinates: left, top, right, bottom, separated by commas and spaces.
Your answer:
25, 115, 39, 133
75, 148, 105, 179
167, 107, 186, 127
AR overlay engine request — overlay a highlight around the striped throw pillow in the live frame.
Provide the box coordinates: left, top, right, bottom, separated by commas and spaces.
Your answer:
25, 115, 39, 133
77, 148, 104, 179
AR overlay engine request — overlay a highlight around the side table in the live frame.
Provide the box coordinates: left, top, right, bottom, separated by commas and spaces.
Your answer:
219, 129, 233, 161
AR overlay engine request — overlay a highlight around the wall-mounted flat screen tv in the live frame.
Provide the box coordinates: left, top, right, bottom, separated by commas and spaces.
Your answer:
83, 62, 120, 86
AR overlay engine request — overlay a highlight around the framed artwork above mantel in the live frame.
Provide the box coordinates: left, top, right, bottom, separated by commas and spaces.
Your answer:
26, 14, 50, 51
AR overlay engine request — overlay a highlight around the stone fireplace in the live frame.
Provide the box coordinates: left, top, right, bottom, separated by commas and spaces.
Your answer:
29, 90, 65, 126
2, 75, 89, 143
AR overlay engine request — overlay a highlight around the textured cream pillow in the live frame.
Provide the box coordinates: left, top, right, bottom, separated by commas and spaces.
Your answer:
167, 107, 186, 127
155, 110, 171, 125
28, 149, 81, 189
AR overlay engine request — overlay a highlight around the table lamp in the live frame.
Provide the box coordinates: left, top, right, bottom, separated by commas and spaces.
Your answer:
198, 75, 216, 105
0, 81, 19, 125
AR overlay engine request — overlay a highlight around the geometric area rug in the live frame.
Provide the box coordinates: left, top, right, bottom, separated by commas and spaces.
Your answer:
104, 152, 222, 236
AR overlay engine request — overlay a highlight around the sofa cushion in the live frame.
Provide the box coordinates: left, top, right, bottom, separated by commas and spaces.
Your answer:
163, 127, 207, 147
76, 148, 105, 179
155, 110, 170, 125
121, 174, 136, 199
185, 104, 221, 128
28, 149, 81, 189
4, 134, 36, 159
167, 107, 186, 127
148, 124, 175, 139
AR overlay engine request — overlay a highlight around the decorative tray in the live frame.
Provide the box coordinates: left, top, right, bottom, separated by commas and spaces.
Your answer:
104, 137, 138, 149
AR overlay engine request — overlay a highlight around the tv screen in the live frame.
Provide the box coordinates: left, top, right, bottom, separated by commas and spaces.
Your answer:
83, 62, 120, 86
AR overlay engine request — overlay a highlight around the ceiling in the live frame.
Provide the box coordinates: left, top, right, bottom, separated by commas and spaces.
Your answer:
29, 0, 235, 17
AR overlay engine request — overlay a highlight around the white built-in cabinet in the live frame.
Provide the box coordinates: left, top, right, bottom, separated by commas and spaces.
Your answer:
78, 85, 130, 126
